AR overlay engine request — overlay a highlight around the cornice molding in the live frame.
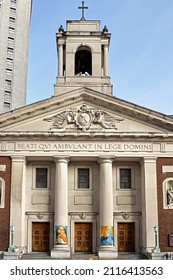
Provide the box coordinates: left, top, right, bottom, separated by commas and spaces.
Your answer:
0, 89, 173, 132
1, 132, 173, 141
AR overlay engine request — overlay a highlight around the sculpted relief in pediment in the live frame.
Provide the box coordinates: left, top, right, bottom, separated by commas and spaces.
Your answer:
44, 105, 124, 131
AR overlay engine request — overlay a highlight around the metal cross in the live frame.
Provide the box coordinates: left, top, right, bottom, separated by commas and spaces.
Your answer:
78, 1, 88, 20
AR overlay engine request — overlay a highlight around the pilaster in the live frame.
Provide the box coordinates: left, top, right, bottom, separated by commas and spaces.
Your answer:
141, 157, 159, 253
10, 155, 26, 250
103, 44, 109, 76
58, 43, 63, 77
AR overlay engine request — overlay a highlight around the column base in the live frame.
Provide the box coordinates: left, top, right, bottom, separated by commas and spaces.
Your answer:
51, 245, 70, 259
2, 252, 20, 260
98, 246, 118, 260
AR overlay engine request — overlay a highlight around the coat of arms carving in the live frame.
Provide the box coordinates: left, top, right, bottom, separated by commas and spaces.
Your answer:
44, 105, 124, 131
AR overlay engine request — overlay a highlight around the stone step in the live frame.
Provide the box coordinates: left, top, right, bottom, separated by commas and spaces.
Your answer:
72, 254, 98, 260
22, 253, 51, 260
117, 253, 148, 260
21, 252, 148, 260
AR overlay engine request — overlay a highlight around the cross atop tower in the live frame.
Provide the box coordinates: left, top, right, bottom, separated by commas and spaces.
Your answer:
78, 1, 88, 20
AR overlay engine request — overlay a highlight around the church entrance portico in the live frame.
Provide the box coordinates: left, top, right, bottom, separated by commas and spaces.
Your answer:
11, 152, 153, 258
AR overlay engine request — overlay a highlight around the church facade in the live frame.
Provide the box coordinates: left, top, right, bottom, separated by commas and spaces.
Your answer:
1, 12, 173, 259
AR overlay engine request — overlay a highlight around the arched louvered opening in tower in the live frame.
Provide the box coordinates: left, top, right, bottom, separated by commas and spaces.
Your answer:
75, 46, 92, 76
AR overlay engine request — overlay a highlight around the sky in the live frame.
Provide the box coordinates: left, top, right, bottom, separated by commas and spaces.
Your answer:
27, 0, 173, 115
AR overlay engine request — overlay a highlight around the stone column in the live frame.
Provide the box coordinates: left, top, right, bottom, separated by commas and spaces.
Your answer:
51, 156, 70, 259
141, 157, 159, 253
58, 43, 63, 77
10, 156, 26, 251
98, 157, 117, 259
103, 44, 109, 76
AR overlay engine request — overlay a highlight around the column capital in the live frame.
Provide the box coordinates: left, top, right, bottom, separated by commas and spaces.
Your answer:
53, 156, 70, 164
98, 156, 115, 164
11, 155, 26, 164
140, 156, 157, 166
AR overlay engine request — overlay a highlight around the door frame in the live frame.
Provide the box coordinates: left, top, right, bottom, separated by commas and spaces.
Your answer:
74, 222, 93, 252
32, 222, 50, 252
26, 212, 54, 253
114, 213, 141, 253
69, 212, 98, 254
117, 222, 135, 252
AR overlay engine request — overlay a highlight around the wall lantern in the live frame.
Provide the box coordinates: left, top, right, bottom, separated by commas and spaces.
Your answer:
154, 226, 160, 253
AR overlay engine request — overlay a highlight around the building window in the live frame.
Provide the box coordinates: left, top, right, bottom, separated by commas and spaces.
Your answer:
78, 168, 89, 189
9, 26, 15, 32
32, 165, 50, 189
0, 178, 5, 208
6, 58, 13, 65
4, 102, 11, 110
8, 37, 14, 44
4, 90, 11, 96
6, 69, 12, 76
5, 79, 12, 86
75, 165, 92, 189
11, 0, 17, 3
9, 17, 15, 24
7, 47, 13, 54
36, 168, 48, 188
116, 165, 135, 190
120, 169, 131, 189
10, 7, 16, 13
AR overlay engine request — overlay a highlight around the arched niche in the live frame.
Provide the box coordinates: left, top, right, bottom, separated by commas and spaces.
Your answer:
75, 46, 92, 76
163, 177, 173, 209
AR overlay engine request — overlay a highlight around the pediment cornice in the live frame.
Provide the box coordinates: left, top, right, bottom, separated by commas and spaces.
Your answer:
0, 87, 173, 133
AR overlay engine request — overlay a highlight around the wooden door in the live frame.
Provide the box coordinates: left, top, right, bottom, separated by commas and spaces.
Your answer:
75, 223, 92, 252
118, 223, 135, 252
32, 222, 50, 252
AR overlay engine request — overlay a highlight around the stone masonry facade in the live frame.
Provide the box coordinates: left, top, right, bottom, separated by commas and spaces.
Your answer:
157, 158, 173, 252
0, 157, 11, 251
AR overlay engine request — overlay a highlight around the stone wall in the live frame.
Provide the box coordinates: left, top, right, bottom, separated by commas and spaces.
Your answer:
0, 157, 11, 251
157, 158, 173, 252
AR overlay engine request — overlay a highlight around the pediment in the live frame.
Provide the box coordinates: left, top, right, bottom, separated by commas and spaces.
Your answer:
0, 88, 173, 137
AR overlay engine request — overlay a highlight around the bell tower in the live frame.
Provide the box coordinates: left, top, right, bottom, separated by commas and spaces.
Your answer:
54, 2, 112, 96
